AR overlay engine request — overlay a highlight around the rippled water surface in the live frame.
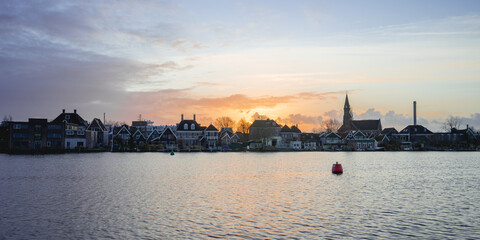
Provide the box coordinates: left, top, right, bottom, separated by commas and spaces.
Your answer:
1, 152, 479, 239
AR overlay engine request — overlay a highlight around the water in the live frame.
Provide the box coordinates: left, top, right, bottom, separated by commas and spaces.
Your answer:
0, 152, 479, 239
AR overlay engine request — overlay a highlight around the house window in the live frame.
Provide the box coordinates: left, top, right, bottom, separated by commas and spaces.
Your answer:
136, 135, 140, 140
65, 115, 70, 120
47, 133, 62, 139
191, 124, 195, 130
35, 125, 42, 131
66, 130, 74, 135
48, 125, 61, 130
47, 141, 51, 147
13, 124, 22, 129
77, 130, 84, 135
13, 133, 28, 138
184, 123, 188, 130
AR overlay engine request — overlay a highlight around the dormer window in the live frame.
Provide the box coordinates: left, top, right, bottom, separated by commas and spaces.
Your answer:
65, 115, 70, 120
184, 123, 188, 130
191, 124, 195, 130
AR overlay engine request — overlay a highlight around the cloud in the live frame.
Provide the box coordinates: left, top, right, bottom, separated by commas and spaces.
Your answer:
0, 0, 189, 56
455, 113, 480, 130
323, 110, 341, 120
125, 91, 343, 119
353, 108, 431, 130
276, 114, 323, 126
251, 112, 269, 121
195, 82, 221, 86
297, 91, 340, 101
158, 61, 193, 71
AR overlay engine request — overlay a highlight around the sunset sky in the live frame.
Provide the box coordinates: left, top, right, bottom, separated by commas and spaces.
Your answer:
1, 0, 480, 131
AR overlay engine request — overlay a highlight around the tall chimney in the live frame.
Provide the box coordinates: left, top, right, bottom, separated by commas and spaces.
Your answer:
181, 114, 184, 121
413, 101, 417, 126
193, 114, 196, 121
62, 109, 65, 113
74, 109, 77, 114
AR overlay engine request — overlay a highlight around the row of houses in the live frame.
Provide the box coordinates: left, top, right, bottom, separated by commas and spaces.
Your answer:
0, 110, 109, 152
1, 106, 478, 152
0, 111, 249, 152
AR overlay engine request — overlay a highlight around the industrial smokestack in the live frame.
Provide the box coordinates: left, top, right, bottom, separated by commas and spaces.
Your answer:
413, 101, 417, 126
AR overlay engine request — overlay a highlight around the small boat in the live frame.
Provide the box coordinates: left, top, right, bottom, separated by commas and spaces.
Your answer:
332, 162, 343, 174
170, 150, 175, 156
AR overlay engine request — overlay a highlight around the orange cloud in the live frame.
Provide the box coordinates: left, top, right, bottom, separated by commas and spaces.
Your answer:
124, 89, 344, 125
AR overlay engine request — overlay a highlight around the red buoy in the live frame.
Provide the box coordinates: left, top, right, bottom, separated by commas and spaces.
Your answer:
332, 162, 343, 174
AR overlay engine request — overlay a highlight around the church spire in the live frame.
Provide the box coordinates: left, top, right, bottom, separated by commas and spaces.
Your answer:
344, 93, 350, 110
343, 93, 352, 124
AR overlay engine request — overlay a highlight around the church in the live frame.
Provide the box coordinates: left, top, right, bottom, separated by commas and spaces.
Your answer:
337, 94, 382, 136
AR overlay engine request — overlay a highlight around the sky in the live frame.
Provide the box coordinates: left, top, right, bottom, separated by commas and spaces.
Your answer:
1, 0, 480, 132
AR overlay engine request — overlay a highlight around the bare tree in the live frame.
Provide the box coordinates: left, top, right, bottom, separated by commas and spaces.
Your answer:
2, 115, 13, 122
322, 119, 341, 132
443, 116, 462, 131
215, 116, 235, 129
236, 118, 251, 134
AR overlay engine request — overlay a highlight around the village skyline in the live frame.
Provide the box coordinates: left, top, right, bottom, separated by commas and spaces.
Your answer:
1, 1, 479, 132
2, 93, 479, 133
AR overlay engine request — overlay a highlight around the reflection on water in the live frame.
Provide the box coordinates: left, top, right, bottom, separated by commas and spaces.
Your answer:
0, 152, 479, 239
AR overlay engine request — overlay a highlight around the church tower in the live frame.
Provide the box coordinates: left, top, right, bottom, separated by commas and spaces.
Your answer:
343, 93, 353, 125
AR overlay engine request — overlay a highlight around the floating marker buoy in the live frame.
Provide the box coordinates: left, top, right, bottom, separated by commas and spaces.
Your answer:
332, 161, 343, 174
170, 150, 175, 156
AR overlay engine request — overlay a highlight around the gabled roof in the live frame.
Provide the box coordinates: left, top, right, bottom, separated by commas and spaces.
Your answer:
353, 130, 366, 138
375, 135, 389, 142
352, 120, 381, 131
325, 132, 341, 138
381, 127, 398, 135
159, 126, 177, 139
281, 125, 291, 132
451, 128, 475, 136
280, 125, 302, 133
177, 120, 202, 131
114, 125, 131, 135
250, 119, 280, 128
337, 132, 348, 139
136, 133, 147, 141
132, 129, 146, 138
220, 127, 234, 134
206, 124, 218, 131
290, 125, 301, 133
147, 128, 161, 140
87, 118, 107, 132
51, 111, 88, 127
400, 125, 433, 134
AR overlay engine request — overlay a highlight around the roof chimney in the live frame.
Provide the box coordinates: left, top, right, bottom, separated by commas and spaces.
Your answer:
181, 114, 184, 121
62, 109, 65, 113
413, 101, 417, 126
193, 114, 196, 121
74, 109, 77, 114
